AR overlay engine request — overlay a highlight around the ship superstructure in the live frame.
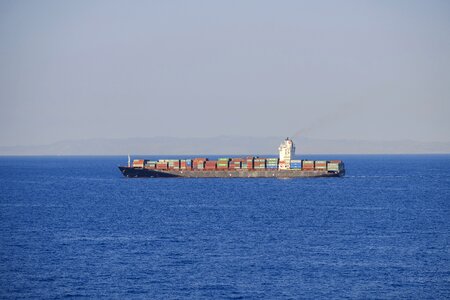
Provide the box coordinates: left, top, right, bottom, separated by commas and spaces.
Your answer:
278, 137, 295, 170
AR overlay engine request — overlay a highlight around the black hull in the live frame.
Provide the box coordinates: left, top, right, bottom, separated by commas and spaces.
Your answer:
119, 167, 344, 178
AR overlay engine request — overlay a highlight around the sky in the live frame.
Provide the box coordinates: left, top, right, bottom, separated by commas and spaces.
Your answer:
0, 0, 449, 147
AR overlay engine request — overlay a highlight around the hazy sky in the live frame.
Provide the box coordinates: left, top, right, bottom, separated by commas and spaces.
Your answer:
1, 0, 449, 146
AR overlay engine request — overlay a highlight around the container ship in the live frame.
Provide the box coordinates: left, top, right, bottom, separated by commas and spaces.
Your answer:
118, 138, 345, 178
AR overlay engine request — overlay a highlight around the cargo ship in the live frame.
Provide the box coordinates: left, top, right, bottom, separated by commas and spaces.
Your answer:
118, 138, 345, 178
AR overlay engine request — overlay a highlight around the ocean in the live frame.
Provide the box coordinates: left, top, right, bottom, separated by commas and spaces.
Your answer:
0, 155, 449, 299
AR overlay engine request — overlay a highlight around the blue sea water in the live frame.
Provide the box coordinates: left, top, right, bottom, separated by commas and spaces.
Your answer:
0, 155, 449, 299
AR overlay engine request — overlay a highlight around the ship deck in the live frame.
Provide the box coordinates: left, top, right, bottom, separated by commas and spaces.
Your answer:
119, 167, 344, 178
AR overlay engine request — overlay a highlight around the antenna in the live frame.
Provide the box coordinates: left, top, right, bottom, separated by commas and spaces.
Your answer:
128, 154, 131, 167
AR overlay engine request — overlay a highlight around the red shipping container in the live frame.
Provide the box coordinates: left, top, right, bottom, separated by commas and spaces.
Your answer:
133, 159, 145, 168
156, 163, 168, 170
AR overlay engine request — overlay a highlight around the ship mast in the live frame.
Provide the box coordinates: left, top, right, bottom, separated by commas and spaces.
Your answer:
128, 154, 131, 167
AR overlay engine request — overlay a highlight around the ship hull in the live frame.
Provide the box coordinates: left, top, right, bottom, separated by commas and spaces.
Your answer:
118, 167, 344, 178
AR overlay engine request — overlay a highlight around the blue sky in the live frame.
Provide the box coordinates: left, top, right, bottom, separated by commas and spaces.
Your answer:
1, 0, 449, 146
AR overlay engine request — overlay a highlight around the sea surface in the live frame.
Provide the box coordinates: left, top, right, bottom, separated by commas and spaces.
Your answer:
0, 155, 449, 299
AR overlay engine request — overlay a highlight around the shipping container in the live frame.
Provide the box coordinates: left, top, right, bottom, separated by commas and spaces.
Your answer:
156, 163, 168, 170
302, 160, 314, 170
158, 159, 178, 163
246, 158, 254, 168
133, 159, 145, 168
327, 163, 339, 171
314, 160, 327, 170
327, 162, 343, 171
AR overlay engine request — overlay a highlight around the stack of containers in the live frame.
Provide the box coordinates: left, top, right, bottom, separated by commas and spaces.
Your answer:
253, 158, 266, 169
246, 157, 254, 169
193, 158, 206, 170
172, 160, 180, 170
314, 160, 327, 170
230, 158, 242, 170
186, 159, 192, 170
179, 159, 193, 170
205, 161, 217, 170
145, 161, 157, 169
133, 159, 145, 168
302, 160, 314, 170
290, 159, 302, 169
217, 158, 230, 170
166, 160, 178, 169
266, 158, 278, 169
327, 160, 341, 172
156, 162, 168, 170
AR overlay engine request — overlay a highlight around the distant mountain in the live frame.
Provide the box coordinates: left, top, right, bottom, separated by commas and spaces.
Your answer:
0, 136, 449, 155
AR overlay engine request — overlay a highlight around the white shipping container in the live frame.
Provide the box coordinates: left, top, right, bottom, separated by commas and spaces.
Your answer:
327, 163, 339, 170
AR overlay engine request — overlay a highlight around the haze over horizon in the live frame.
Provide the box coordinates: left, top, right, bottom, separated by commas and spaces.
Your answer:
1, 1, 450, 149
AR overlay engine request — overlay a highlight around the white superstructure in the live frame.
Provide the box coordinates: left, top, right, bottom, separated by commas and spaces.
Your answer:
278, 137, 295, 170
